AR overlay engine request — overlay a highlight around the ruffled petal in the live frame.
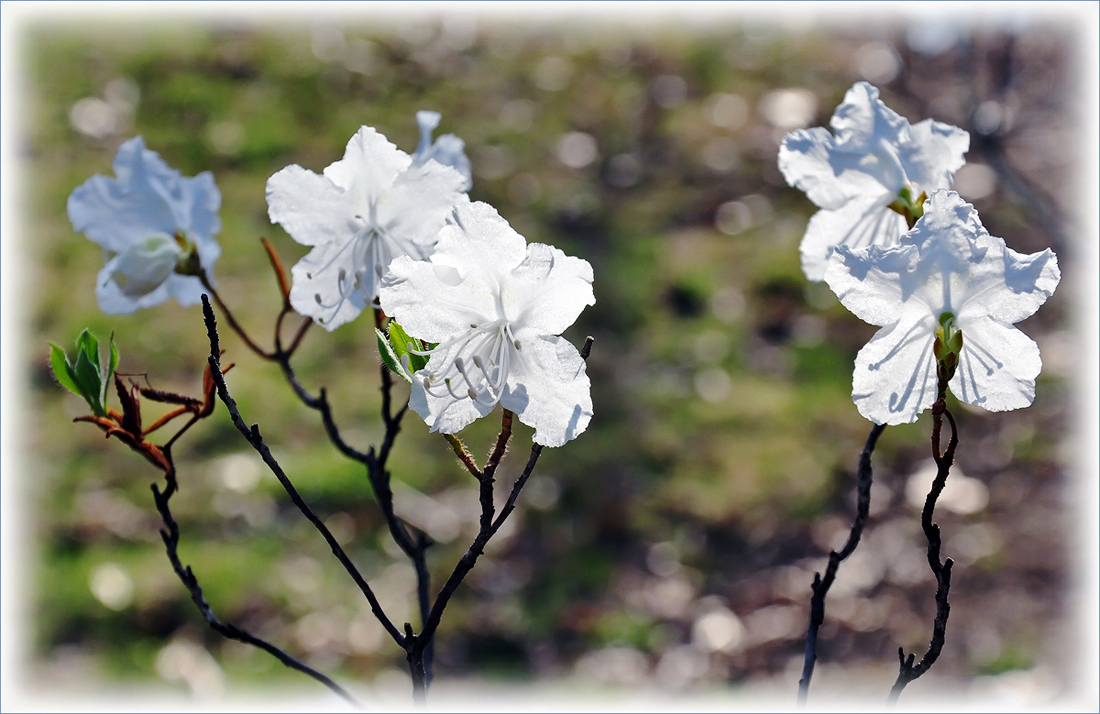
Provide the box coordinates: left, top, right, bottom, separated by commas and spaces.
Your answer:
184, 170, 222, 243
852, 308, 938, 425
825, 242, 920, 327
505, 243, 594, 336
778, 128, 883, 210
901, 118, 970, 193
380, 251, 496, 344
266, 165, 360, 247
289, 242, 371, 330
950, 316, 1041, 412
500, 335, 592, 447
68, 137, 180, 252
830, 82, 906, 152
801, 195, 907, 282
379, 201, 528, 343
323, 126, 410, 196
957, 242, 1060, 325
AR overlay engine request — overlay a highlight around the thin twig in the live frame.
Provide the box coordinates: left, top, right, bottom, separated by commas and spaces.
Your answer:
798, 422, 887, 705
149, 458, 360, 709
888, 399, 958, 703
202, 296, 406, 647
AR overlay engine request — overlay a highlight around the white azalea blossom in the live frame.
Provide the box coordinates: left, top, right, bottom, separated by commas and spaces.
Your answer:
67, 136, 221, 314
266, 125, 468, 330
379, 201, 594, 447
412, 110, 473, 192
825, 190, 1060, 426
779, 82, 969, 282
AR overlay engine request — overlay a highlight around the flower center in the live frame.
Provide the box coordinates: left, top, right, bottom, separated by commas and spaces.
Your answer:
307, 203, 393, 323
417, 319, 523, 405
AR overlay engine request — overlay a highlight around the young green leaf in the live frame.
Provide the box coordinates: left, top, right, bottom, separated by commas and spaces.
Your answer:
72, 349, 106, 416
376, 328, 411, 383
76, 328, 100, 374
105, 332, 120, 403
48, 343, 82, 396
387, 321, 430, 374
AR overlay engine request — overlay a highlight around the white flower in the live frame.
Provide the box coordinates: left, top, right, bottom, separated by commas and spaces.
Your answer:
379, 201, 594, 447
412, 110, 473, 192
67, 136, 221, 314
825, 190, 1060, 425
779, 82, 969, 282
266, 125, 468, 330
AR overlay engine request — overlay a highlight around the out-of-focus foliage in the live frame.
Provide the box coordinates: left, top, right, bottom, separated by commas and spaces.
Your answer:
22, 12, 1079, 704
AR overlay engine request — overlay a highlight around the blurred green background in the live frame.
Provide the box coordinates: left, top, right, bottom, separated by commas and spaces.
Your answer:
15, 7, 1085, 707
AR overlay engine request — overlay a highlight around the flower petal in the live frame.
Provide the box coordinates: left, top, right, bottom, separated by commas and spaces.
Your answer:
505, 243, 595, 336
900, 118, 970, 193
378, 160, 469, 258
323, 126, 410, 196
379, 202, 528, 343
68, 137, 181, 252
957, 243, 1060, 325
289, 242, 371, 330
852, 307, 938, 425
266, 165, 360, 248
381, 251, 496, 345
825, 242, 921, 327
94, 265, 204, 315
501, 335, 592, 447
801, 195, 907, 282
950, 316, 1041, 412
184, 170, 223, 244
778, 127, 884, 210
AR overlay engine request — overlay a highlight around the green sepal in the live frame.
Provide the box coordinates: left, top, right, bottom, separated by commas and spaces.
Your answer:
48, 342, 82, 397
376, 328, 411, 383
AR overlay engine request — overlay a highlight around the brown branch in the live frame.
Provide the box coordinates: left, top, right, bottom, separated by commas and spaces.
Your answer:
202, 296, 405, 647
149, 455, 359, 709
798, 421, 887, 705
888, 399, 958, 703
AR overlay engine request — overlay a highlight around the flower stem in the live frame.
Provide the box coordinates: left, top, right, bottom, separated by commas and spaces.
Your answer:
888, 384, 958, 703
798, 422, 887, 706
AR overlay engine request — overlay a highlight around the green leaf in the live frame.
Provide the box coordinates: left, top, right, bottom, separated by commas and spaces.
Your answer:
76, 328, 101, 377
388, 321, 430, 374
73, 350, 106, 416
48, 343, 82, 396
106, 332, 120, 402
376, 328, 411, 383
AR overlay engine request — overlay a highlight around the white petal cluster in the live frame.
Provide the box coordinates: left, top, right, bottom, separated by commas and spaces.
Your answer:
266, 123, 468, 330
779, 82, 969, 281
379, 201, 595, 447
67, 136, 222, 314
825, 190, 1060, 425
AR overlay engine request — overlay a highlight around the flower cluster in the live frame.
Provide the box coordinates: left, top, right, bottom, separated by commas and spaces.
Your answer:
380, 201, 595, 447
781, 84, 1059, 425
67, 136, 222, 314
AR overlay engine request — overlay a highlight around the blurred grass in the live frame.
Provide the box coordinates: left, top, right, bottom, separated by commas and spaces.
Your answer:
19, 14, 1078, 701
